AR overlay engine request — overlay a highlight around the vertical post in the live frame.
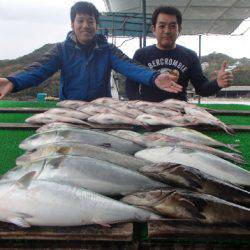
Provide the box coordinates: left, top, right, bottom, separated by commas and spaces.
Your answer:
198, 34, 202, 104
139, 36, 142, 48
142, 0, 146, 47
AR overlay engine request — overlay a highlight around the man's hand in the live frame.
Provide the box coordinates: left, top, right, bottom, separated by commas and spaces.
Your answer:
217, 61, 234, 88
0, 78, 14, 99
155, 73, 182, 93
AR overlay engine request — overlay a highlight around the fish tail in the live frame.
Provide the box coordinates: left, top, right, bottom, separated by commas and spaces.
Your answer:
230, 153, 245, 164
221, 123, 235, 135
226, 144, 241, 153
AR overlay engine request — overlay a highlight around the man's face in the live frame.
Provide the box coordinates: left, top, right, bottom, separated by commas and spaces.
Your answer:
152, 13, 181, 50
71, 13, 97, 44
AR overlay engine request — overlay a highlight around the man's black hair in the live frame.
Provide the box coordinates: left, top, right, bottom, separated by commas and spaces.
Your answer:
70, 1, 100, 24
152, 6, 182, 27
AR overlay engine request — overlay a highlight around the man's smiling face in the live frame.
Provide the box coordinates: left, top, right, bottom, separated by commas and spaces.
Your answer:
152, 13, 181, 50
71, 13, 97, 44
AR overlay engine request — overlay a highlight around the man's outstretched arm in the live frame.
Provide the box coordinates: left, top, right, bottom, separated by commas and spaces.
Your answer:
0, 78, 13, 99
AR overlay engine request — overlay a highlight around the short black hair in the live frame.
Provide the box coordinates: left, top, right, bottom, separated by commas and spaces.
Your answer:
152, 6, 182, 27
70, 1, 100, 24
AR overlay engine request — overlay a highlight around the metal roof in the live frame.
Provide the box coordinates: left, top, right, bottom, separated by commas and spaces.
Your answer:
99, 0, 250, 36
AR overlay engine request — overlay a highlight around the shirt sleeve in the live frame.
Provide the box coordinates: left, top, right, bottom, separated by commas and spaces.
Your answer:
189, 53, 221, 96
109, 45, 158, 90
7, 44, 62, 92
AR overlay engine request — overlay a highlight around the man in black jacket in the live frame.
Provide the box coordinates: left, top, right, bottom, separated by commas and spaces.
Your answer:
125, 6, 233, 102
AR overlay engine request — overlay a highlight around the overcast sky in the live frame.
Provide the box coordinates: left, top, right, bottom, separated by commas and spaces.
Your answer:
0, 0, 249, 60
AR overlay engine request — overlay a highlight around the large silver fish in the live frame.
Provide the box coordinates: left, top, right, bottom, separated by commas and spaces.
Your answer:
184, 105, 234, 134
90, 97, 119, 105
122, 188, 250, 225
143, 107, 180, 117
134, 114, 186, 126
25, 113, 89, 126
56, 100, 88, 109
107, 130, 144, 143
141, 133, 244, 164
19, 129, 145, 154
88, 113, 138, 125
3, 155, 165, 196
111, 105, 146, 118
160, 99, 193, 112
140, 163, 250, 207
106, 130, 243, 164
157, 127, 239, 152
77, 104, 120, 116
44, 108, 90, 120
16, 142, 149, 171
135, 146, 250, 188
36, 122, 88, 133
0, 172, 161, 227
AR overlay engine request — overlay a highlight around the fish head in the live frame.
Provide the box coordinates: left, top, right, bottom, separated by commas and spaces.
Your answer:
122, 189, 173, 208
150, 163, 203, 190
0, 179, 17, 200
1, 161, 44, 181
19, 132, 59, 151
140, 163, 178, 179
26, 113, 58, 124
153, 189, 204, 220
1, 166, 28, 181
16, 145, 59, 165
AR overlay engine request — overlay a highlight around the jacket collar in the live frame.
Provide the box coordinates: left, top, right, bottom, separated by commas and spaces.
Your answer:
66, 31, 109, 50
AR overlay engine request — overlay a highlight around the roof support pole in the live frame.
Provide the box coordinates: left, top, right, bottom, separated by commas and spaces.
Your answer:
139, 36, 142, 48
142, 0, 146, 47
198, 34, 202, 104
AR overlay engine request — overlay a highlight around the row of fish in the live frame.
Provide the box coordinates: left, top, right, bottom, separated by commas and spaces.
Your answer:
1, 146, 249, 227
0, 172, 161, 227
25, 98, 233, 134
16, 123, 249, 189
0, 120, 249, 227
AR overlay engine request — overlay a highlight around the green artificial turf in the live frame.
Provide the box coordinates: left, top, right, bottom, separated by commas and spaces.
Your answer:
0, 100, 57, 108
0, 113, 34, 123
199, 104, 250, 110
0, 101, 249, 174
0, 129, 35, 175
217, 115, 250, 125
203, 131, 250, 171
0, 101, 56, 123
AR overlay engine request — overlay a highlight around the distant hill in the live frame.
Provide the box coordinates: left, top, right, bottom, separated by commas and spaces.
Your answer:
0, 44, 58, 101
201, 52, 250, 67
200, 52, 250, 88
0, 45, 249, 100
0, 44, 55, 68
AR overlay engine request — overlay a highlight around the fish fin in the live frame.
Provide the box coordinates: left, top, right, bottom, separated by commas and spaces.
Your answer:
176, 196, 206, 221
7, 216, 31, 228
16, 171, 37, 189
175, 166, 203, 190
179, 197, 196, 209
93, 220, 111, 227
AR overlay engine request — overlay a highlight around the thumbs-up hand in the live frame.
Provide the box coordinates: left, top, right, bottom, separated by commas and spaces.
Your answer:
217, 61, 234, 88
